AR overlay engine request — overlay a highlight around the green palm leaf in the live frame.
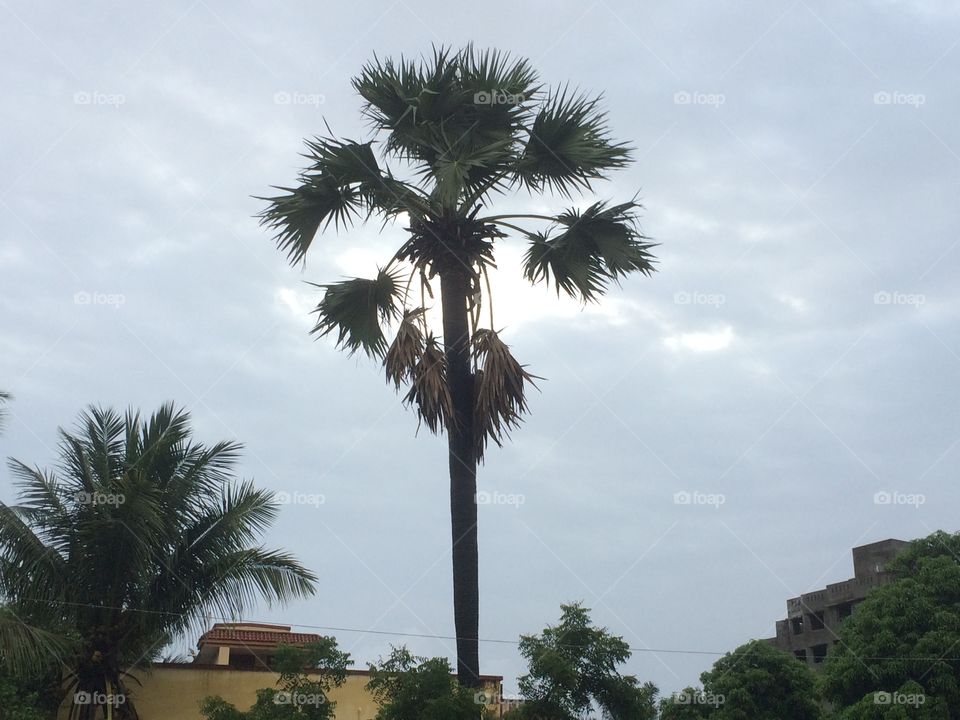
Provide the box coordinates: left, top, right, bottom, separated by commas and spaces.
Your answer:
355, 46, 540, 208
523, 200, 657, 302
517, 88, 632, 195
0, 607, 74, 676
309, 268, 405, 359
258, 135, 429, 266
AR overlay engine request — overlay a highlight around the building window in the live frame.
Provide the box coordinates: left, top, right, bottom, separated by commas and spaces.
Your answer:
794, 649, 807, 663
809, 611, 825, 630
812, 644, 828, 663
837, 602, 854, 622
790, 616, 804, 635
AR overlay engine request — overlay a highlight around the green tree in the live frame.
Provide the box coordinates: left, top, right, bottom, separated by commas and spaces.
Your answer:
821, 531, 960, 718
260, 46, 656, 687
691, 640, 821, 720
0, 403, 318, 719
201, 639, 351, 720
658, 687, 711, 720
366, 646, 492, 720
0, 672, 47, 720
508, 603, 657, 720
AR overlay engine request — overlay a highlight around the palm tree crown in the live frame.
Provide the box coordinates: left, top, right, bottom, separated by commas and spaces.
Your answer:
0, 403, 317, 718
260, 47, 655, 444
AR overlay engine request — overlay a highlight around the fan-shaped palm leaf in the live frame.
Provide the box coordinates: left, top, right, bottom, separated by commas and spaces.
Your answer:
517, 88, 631, 195
309, 268, 405, 358
523, 200, 657, 302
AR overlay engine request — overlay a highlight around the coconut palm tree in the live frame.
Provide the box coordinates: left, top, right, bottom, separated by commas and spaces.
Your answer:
0, 403, 318, 719
259, 47, 656, 686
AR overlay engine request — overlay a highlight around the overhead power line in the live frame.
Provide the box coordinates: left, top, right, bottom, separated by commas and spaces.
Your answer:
17, 597, 960, 662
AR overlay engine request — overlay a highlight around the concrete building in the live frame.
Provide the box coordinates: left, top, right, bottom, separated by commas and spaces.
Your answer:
766, 538, 910, 667
59, 622, 504, 719
194, 621, 324, 669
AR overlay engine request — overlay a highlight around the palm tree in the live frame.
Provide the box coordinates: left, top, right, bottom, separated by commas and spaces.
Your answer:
0, 403, 318, 719
260, 47, 656, 686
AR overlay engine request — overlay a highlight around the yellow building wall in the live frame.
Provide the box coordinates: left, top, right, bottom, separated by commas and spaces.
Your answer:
58, 665, 502, 720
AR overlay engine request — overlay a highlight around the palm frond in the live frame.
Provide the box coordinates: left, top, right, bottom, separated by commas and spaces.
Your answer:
472, 330, 538, 459
0, 501, 67, 610
0, 607, 73, 676
384, 309, 426, 389
354, 46, 540, 208
523, 200, 656, 302
259, 134, 430, 266
258, 174, 364, 266
310, 269, 405, 359
403, 334, 454, 434
185, 548, 318, 622
517, 87, 632, 195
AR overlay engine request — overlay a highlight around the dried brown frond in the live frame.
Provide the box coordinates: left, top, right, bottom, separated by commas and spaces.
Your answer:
403, 334, 454, 435
472, 329, 538, 458
384, 308, 426, 390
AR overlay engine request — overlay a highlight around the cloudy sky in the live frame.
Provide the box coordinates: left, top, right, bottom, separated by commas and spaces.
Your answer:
2, 0, 959, 698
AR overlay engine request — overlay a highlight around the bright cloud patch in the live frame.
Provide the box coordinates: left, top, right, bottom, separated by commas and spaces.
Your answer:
663, 326, 734, 353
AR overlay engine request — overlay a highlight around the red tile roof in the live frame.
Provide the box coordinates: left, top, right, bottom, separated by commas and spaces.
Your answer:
199, 626, 323, 647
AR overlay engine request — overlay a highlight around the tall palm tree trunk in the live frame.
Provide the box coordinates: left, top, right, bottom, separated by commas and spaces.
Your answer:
439, 267, 481, 688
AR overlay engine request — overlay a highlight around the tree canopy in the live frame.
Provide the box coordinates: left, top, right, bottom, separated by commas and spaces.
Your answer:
201, 640, 351, 720
659, 641, 821, 720
821, 531, 960, 718
365, 647, 492, 720
509, 603, 657, 720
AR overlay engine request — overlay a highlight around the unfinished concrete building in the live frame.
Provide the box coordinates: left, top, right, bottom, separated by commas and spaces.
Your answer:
766, 538, 910, 667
